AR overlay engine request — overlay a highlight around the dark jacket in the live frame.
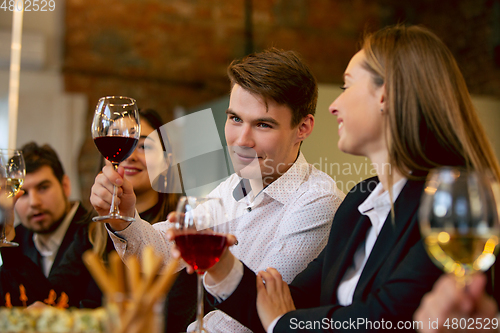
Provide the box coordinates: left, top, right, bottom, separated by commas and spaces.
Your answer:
0, 203, 95, 307
215, 177, 460, 332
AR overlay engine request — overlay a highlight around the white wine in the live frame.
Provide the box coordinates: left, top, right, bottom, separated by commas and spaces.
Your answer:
424, 231, 499, 277
5, 178, 23, 197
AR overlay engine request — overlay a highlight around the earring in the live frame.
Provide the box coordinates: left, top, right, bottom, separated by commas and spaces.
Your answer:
380, 108, 384, 112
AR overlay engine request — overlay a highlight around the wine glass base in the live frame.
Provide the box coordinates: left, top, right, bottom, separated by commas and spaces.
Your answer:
0, 241, 19, 247
92, 215, 135, 223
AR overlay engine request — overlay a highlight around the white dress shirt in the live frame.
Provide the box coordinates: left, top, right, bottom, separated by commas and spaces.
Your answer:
33, 202, 79, 277
108, 152, 344, 332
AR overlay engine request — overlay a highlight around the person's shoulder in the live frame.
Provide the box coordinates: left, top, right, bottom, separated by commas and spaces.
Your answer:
347, 176, 379, 193
14, 223, 31, 239
340, 176, 379, 204
12, 223, 34, 248
72, 202, 95, 226
225, 173, 240, 183
210, 173, 240, 192
300, 165, 343, 197
307, 163, 335, 182
322, 177, 379, 220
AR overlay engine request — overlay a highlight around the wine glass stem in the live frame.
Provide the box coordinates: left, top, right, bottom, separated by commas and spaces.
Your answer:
110, 184, 120, 216
196, 273, 205, 333
110, 164, 121, 216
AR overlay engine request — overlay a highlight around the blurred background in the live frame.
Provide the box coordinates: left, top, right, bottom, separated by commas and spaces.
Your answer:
0, 0, 499, 206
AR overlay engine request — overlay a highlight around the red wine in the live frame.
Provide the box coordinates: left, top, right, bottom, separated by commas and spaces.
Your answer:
94, 136, 139, 164
175, 234, 228, 272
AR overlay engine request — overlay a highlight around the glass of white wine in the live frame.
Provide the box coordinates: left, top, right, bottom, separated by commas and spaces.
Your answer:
0, 149, 25, 198
419, 167, 500, 287
0, 149, 25, 247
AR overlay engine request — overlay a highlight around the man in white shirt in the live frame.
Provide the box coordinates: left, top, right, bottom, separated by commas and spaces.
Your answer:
0, 143, 89, 306
91, 48, 345, 332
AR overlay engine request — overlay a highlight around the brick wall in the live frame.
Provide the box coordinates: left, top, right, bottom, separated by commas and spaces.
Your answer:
65, 0, 500, 205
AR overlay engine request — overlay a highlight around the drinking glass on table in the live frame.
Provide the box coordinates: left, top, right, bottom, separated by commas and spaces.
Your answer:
419, 167, 500, 287
92, 96, 140, 222
174, 196, 229, 333
0, 149, 25, 247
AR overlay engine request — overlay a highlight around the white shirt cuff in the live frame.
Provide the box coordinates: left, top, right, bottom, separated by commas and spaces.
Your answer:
203, 259, 244, 302
267, 316, 283, 333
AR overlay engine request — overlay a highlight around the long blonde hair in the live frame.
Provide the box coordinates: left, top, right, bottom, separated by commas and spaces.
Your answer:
88, 222, 107, 258
361, 24, 500, 182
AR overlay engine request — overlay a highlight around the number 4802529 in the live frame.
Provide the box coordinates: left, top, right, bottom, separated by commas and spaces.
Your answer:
1, 0, 56, 11
444, 317, 499, 330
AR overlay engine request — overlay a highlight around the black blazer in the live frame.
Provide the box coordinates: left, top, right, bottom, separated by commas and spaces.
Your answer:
216, 177, 455, 332
15, 203, 89, 275
0, 202, 91, 306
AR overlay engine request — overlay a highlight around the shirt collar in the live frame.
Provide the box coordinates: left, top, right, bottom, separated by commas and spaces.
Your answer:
358, 178, 407, 233
263, 151, 309, 205
358, 177, 407, 212
33, 202, 79, 256
230, 151, 309, 206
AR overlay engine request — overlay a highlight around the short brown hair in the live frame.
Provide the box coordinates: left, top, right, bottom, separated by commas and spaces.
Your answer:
227, 48, 318, 127
22, 142, 65, 183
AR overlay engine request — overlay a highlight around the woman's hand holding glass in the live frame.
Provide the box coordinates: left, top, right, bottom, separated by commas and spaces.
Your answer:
90, 164, 137, 231
414, 274, 498, 333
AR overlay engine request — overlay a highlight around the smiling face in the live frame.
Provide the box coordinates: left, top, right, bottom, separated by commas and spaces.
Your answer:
15, 165, 70, 234
329, 50, 387, 160
120, 121, 159, 195
225, 84, 312, 186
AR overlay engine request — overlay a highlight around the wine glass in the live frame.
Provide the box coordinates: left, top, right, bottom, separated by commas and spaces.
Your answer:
0, 149, 25, 247
0, 149, 25, 198
92, 96, 140, 222
419, 167, 500, 287
174, 196, 229, 333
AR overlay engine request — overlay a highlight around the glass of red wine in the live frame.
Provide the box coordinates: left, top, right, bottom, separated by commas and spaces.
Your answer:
92, 96, 140, 222
174, 196, 228, 333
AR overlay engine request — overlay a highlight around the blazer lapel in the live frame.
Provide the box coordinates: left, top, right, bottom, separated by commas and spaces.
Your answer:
24, 239, 43, 269
49, 203, 88, 276
324, 216, 372, 303
320, 177, 379, 304
16, 228, 43, 269
353, 180, 425, 299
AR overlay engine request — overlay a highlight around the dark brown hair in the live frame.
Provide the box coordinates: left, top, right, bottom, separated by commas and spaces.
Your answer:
139, 108, 181, 223
227, 48, 318, 127
22, 142, 65, 183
